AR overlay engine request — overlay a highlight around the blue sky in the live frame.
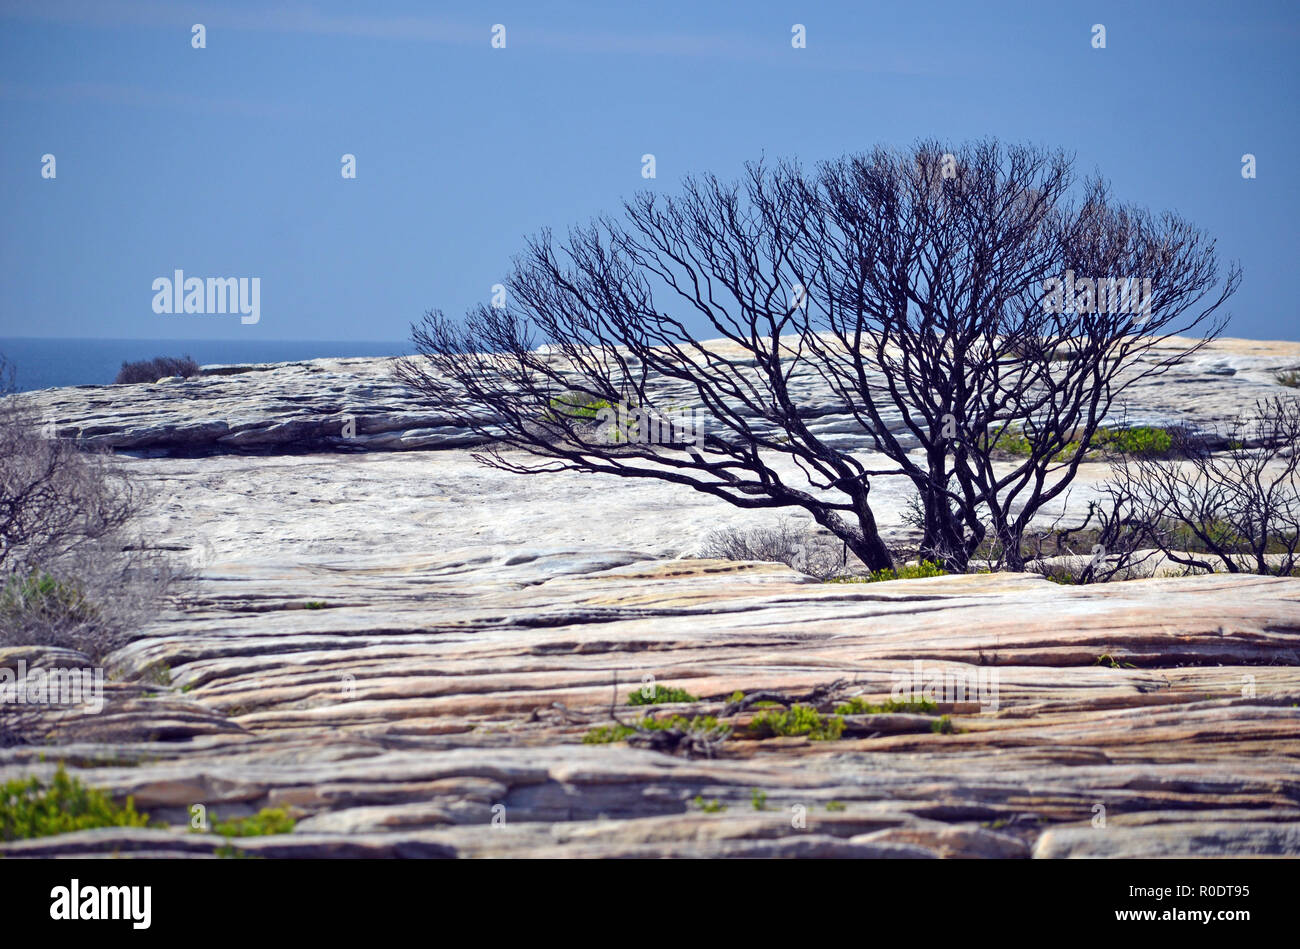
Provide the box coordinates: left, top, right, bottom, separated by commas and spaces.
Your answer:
0, 0, 1296, 342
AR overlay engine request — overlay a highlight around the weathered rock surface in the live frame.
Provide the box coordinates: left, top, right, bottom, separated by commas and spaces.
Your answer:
3, 551, 1298, 858
15, 336, 1300, 457
2, 335, 1299, 858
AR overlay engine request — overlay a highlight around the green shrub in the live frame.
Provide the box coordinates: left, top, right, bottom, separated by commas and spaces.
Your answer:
826, 800, 846, 812
989, 426, 1080, 460
0, 766, 149, 841
645, 715, 724, 735
826, 559, 947, 584
627, 684, 699, 706
930, 715, 957, 734
582, 723, 636, 744
543, 393, 645, 443
545, 393, 612, 421
992, 423, 1176, 461
211, 808, 296, 837
693, 795, 726, 813
1274, 369, 1300, 389
1169, 518, 1249, 551
749, 704, 844, 741
583, 714, 723, 744
1092, 425, 1173, 456
990, 426, 1034, 456
0, 372, 175, 659
751, 788, 767, 811
1094, 653, 1136, 669
834, 696, 939, 715
0, 571, 96, 625
870, 559, 947, 582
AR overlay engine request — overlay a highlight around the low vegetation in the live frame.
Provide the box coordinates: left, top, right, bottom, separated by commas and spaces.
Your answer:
748, 704, 845, 741
582, 714, 725, 744
586, 682, 959, 751
210, 808, 296, 837
1084, 397, 1300, 579
701, 516, 849, 581
580, 682, 967, 753
627, 684, 699, 706
0, 355, 182, 660
1095, 653, 1137, 669
989, 424, 1174, 460
930, 715, 958, 734
0, 571, 97, 628
114, 355, 201, 385
987, 425, 1078, 460
582, 723, 636, 744
1092, 425, 1174, 456
825, 560, 947, 583
700, 402, 1297, 587
0, 765, 150, 841
545, 392, 612, 421
834, 696, 939, 715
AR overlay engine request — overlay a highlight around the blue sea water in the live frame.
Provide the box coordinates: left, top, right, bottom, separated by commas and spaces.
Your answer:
0, 338, 414, 392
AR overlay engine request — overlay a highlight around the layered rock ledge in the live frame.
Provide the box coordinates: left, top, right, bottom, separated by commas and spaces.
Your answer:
1, 335, 1299, 858
16, 335, 1300, 457
2, 557, 1298, 858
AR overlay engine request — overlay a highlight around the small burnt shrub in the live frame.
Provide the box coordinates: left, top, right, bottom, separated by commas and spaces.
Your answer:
114, 355, 200, 385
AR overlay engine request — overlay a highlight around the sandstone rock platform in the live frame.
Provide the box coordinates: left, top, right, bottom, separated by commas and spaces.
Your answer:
2, 335, 1299, 858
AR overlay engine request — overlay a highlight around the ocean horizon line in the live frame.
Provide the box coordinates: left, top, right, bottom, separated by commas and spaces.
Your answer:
0, 335, 411, 344
0, 337, 416, 392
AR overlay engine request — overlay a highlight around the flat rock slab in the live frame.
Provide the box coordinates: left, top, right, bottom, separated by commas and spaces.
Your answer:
2, 336, 1299, 858
14, 335, 1300, 457
3, 549, 1298, 858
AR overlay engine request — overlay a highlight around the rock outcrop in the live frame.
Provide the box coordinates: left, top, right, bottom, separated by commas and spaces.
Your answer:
2, 557, 1298, 858
2, 335, 1299, 858
15, 336, 1300, 457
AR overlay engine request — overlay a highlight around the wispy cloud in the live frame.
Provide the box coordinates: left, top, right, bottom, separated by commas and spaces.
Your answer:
0, 0, 935, 76
0, 79, 297, 119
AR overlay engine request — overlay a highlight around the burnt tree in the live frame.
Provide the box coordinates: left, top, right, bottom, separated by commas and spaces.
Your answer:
397, 140, 1238, 572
